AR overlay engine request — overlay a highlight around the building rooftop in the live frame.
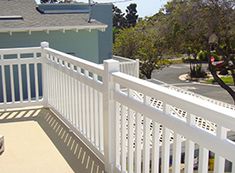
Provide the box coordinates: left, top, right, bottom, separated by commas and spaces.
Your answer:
0, 0, 107, 33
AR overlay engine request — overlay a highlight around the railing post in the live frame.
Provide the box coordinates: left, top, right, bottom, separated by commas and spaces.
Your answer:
41, 42, 49, 107
103, 59, 120, 173
135, 59, 139, 78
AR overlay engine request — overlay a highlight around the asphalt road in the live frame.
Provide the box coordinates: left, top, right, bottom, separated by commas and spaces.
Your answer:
151, 64, 234, 105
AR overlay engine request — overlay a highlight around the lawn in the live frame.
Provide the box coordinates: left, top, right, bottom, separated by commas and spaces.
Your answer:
206, 76, 234, 85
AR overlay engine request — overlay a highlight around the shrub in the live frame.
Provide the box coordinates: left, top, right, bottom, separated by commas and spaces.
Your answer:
190, 64, 207, 78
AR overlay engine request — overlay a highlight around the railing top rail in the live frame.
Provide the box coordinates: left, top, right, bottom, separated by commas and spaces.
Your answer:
112, 72, 235, 131
113, 55, 136, 63
0, 47, 41, 55
44, 47, 104, 76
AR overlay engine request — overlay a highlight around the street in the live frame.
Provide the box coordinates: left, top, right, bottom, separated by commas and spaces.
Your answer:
151, 64, 234, 105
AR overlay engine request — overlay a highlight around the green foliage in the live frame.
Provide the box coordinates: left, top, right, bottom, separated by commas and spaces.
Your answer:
190, 64, 207, 78
125, 3, 138, 27
113, 27, 140, 59
112, 4, 139, 29
206, 76, 233, 85
112, 5, 127, 29
197, 50, 208, 62
113, 21, 170, 79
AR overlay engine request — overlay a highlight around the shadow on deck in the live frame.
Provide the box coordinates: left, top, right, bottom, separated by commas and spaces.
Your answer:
0, 108, 104, 173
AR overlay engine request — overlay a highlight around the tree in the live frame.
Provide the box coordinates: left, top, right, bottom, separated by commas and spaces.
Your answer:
113, 5, 127, 29
113, 27, 140, 59
125, 3, 138, 27
137, 30, 169, 79
113, 21, 169, 79
152, 0, 235, 103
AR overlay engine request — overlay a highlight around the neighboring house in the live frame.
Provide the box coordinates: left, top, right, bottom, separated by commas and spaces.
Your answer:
0, 0, 112, 64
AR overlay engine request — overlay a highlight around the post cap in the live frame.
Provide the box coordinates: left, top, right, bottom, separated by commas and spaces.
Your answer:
40, 42, 49, 48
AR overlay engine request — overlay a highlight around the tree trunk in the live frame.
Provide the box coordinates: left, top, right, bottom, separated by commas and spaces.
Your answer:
231, 69, 235, 87
209, 63, 235, 104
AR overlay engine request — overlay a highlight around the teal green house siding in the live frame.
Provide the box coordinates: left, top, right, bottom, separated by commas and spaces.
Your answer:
0, 3, 113, 64
91, 4, 113, 63
0, 30, 100, 63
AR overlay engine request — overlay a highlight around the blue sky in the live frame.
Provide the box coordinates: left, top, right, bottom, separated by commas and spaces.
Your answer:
35, 0, 168, 17
112, 0, 168, 17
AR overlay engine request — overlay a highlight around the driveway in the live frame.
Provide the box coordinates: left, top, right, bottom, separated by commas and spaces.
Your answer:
151, 64, 234, 105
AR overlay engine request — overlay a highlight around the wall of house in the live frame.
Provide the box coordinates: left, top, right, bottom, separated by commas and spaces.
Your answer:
37, 3, 113, 64
91, 4, 113, 63
0, 30, 100, 63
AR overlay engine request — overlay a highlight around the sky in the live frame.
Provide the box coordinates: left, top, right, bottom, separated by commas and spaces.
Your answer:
111, 0, 168, 17
35, 0, 168, 17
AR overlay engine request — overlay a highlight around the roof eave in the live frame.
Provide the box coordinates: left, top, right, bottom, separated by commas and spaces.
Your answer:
0, 25, 108, 34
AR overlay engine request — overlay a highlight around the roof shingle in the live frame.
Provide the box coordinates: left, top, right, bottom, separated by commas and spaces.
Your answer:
0, 0, 106, 32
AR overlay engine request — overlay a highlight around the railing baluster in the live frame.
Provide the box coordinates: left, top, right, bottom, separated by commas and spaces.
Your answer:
198, 146, 209, 173
18, 63, 23, 103
74, 74, 78, 128
162, 126, 171, 173
52, 63, 55, 107
121, 104, 127, 172
1, 65, 7, 104
135, 112, 142, 173
143, 116, 151, 173
115, 101, 121, 169
49, 61, 52, 105
58, 63, 63, 113
34, 63, 39, 101
152, 122, 160, 173
90, 83, 95, 144
61, 68, 65, 116
214, 126, 227, 173
65, 63, 69, 120
71, 74, 74, 124
85, 82, 90, 139
172, 133, 182, 173
94, 74, 99, 148
53, 63, 57, 108
78, 75, 82, 132
81, 82, 86, 135
67, 73, 71, 122
26, 63, 31, 102
162, 104, 171, 173
99, 92, 104, 152
143, 95, 151, 173
46, 63, 51, 104
184, 114, 195, 173
56, 64, 60, 110
10, 64, 15, 103
127, 99, 134, 173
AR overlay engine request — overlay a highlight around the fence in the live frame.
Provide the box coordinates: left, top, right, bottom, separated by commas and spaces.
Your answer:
0, 42, 235, 173
113, 55, 139, 78
0, 47, 43, 110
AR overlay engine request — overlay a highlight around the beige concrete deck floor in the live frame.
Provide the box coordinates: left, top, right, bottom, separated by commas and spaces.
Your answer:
0, 108, 104, 173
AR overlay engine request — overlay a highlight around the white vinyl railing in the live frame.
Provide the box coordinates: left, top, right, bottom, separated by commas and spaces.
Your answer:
113, 55, 139, 78
112, 72, 235, 173
0, 47, 43, 110
42, 46, 105, 161
168, 85, 235, 111
1, 42, 235, 173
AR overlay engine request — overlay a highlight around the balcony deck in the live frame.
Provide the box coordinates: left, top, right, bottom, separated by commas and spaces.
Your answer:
0, 44, 235, 173
0, 108, 104, 173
